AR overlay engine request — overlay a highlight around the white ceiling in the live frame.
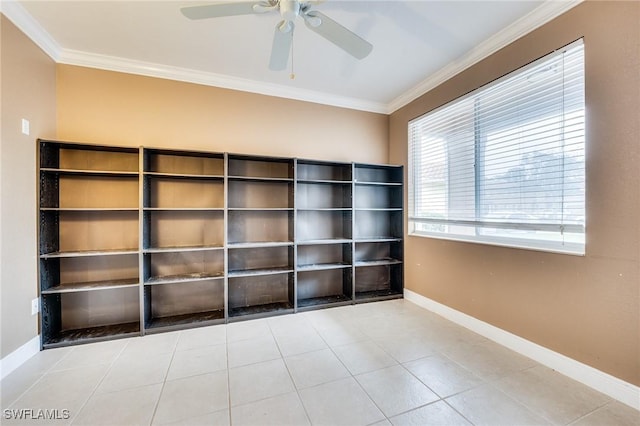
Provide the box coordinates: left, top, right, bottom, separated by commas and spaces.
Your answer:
4, 0, 579, 113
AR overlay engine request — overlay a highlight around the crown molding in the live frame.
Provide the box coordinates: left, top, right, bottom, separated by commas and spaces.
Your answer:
3, 0, 581, 115
386, 0, 584, 113
1, 0, 60, 61
57, 48, 388, 114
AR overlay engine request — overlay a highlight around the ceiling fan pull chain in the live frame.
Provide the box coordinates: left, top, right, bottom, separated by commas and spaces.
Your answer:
290, 25, 296, 80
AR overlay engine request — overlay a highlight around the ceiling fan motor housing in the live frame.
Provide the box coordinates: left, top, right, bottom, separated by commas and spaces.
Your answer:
280, 0, 301, 22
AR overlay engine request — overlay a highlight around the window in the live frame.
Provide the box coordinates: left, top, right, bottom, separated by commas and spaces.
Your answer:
408, 40, 585, 255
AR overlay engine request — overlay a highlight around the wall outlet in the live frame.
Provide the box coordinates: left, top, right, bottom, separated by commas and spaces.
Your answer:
31, 298, 39, 316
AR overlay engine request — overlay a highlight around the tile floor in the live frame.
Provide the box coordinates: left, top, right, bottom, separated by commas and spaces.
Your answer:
1, 300, 638, 425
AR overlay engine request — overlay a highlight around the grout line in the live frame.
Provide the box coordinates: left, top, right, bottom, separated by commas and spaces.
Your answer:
149, 333, 181, 425
66, 340, 130, 424
442, 398, 476, 425
225, 323, 233, 426
266, 318, 314, 426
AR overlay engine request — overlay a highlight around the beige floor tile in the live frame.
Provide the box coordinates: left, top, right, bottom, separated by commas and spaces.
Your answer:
13, 346, 72, 376
229, 358, 295, 407
284, 348, 350, 389
2, 300, 637, 426
571, 401, 640, 426
274, 330, 328, 357
120, 332, 179, 358
495, 366, 611, 424
375, 334, 438, 364
175, 325, 226, 351
312, 322, 369, 347
153, 370, 229, 424
9, 364, 109, 409
1, 369, 42, 410
356, 365, 440, 417
443, 340, 536, 381
403, 354, 483, 398
268, 314, 315, 340
369, 420, 392, 426
298, 377, 385, 426
97, 351, 172, 393
226, 318, 272, 343
231, 391, 310, 425
166, 344, 227, 380
51, 339, 127, 372
72, 383, 161, 425
227, 335, 281, 368
446, 384, 549, 425
333, 340, 398, 375
157, 409, 229, 426
389, 400, 472, 425
1, 346, 73, 408
7, 364, 111, 425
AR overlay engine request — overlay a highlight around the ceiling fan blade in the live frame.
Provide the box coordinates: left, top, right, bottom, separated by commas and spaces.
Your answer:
181, 2, 263, 20
269, 21, 293, 71
303, 11, 372, 59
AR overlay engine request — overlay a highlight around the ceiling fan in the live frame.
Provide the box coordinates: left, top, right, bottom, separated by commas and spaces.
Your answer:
181, 0, 373, 71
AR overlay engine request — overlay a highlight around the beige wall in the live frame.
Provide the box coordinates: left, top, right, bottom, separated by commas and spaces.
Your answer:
1, 15, 57, 358
390, 1, 640, 386
56, 65, 389, 163
0, 19, 387, 361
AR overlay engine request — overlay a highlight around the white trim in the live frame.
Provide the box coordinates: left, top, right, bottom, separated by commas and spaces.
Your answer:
404, 289, 640, 411
1, 0, 582, 114
387, 0, 584, 113
0, 336, 40, 380
0, 0, 60, 61
56, 49, 388, 114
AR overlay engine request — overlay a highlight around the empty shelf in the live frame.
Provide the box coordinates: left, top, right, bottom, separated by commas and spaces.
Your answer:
42, 322, 140, 349
145, 272, 224, 285
42, 278, 139, 294
297, 262, 351, 271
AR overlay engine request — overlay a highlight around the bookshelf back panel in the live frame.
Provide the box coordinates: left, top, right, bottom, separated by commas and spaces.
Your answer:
297, 269, 349, 299
58, 148, 139, 172
229, 246, 293, 272
147, 211, 224, 248
147, 178, 224, 209
355, 185, 403, 209
147, 251, 224, 280
297, 162, 351, 181
297, 211, 352, 241
228, 211, 293, 244
228, 274, 293, 309
228, 158, 293, 179
60, 287, 139, 330
59, 256, 138, 286
58, 211, 139, 252
147, 153, 224, 175
297, 183, 351, 209
149, 280, 224, 318
298, 244, 351, 266
228, 181, 293, 209
59, 176, 138, 208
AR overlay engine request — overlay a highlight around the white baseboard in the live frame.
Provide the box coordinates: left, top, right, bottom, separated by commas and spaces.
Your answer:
404, 289, 640, 411
0, 335, 40, 380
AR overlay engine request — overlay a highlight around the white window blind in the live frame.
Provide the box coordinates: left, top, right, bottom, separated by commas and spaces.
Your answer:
408, 40, 585, 255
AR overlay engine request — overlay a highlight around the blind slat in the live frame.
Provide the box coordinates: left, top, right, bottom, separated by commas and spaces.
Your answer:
408, 40, 585, 255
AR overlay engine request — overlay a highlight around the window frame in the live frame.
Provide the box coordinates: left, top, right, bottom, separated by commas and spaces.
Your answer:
408, 39, 585, 255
